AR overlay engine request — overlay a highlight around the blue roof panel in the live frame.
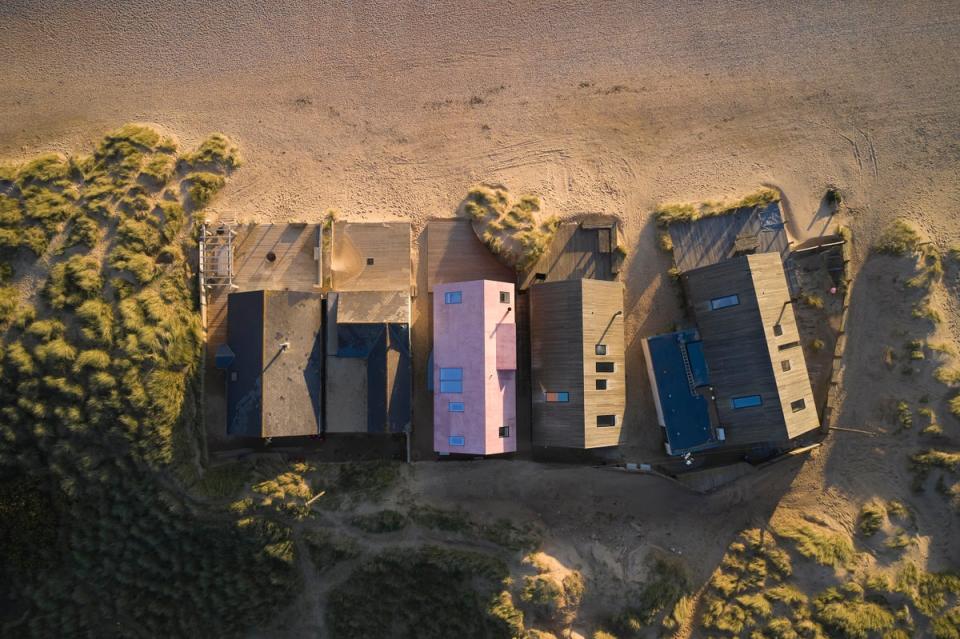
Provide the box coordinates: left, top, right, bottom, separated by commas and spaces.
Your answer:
646, 330, 718, 454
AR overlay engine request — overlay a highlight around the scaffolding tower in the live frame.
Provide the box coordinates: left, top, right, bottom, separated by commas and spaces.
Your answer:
200, 222, 238, 290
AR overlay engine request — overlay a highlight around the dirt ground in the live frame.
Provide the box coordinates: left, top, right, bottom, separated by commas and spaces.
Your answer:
2, 1, 960, 636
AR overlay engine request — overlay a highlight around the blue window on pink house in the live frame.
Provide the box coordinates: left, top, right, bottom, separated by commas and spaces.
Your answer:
444, 291, 462, 304
448, 436, 465, 446
439, 368, 463, 393
448, 402, 464, 412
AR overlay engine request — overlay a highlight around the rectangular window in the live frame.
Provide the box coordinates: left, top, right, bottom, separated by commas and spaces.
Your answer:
499, 426, 509, 438
444, 291, 462, 304
773, 324, 783, 336
596, 362, 615, 373
781, 360, 791, 372
597, 415, 617, 427
596, 379, 608, 390
545, 392, 569, 402
595, 344, 607, 355
500, 291, 510, 304
732, 395, 763, 409
448, 402, 464, 412
778, 341, 800, 351
710, 294, 740, 310
448, 436, 465, 447
791, 398, 806, 412
439, 367, 463, 393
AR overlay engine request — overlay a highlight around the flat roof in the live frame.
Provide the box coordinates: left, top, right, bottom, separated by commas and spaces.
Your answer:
324, 292, 411, 434
226, 290, 323, 438
645, 330, 718, 454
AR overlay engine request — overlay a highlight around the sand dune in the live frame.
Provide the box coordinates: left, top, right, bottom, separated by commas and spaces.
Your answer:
2, 1, 960, 634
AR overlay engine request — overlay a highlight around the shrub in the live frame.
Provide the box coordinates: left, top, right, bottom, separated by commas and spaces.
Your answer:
0, 286, 19, 323
141, 154, 176, 185
304, 529, 360, 571
34, 337, 77, 366
75, 299, 114, 346
110, 247, 156, 284
65, 215, 100, 249
326, 547, 514, 639
801, 293, 825, 309
858, 501, 885, 536
116, 218, 163, 254
815, 599, 895, 639
825, 187, 842, 207
897, 401, 913, 428
350, 509, 407, 533
181, 133, 242, 171
15, 153, 72, 188
912, 449, 960, 472
184, 172, 226, 207
45, 254, 103, 308
776, 522, 855, 567
935, 367, 960, 385
73, 349, 110, 371
876, 220, 922, 255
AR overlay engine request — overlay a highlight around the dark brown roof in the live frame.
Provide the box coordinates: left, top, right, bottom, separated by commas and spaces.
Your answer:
530, 279, 625, 449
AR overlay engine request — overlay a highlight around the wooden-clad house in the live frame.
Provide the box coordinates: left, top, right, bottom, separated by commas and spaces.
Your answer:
643, 252, 819, 455
530, 279, 625, 448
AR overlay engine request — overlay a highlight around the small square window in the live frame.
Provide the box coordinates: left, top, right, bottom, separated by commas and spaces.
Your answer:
444, 291, 462, 304
448, 436, 465, 447
545, 391, 569, 402
500, 291, 510, 304
596, 362, 615, 373
596, 379, 607, 390
791, 398, 806, 412
781, 360, 791, 372
597, 415, 616, 427
498, 426, 510, 438
439, 367, 463, 393
595, 344, 607, 355
366, 257, 375, 266
448, 402, 464, 412
773, 324, 783, 336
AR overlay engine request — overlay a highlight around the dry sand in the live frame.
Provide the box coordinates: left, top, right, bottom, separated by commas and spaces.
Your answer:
3, 0, 960, 635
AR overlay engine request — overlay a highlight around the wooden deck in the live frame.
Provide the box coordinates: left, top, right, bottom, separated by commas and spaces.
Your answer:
669, 202, 790, 273
425, 219, 514, 292
331, 221, 411, 292
519, 220, 619, 290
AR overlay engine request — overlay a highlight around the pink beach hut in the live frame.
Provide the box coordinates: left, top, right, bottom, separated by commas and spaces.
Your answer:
433, 280, 517, 456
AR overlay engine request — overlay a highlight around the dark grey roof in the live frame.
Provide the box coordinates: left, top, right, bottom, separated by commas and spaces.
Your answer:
226, 290, 323, 438
683, 253, 818, 446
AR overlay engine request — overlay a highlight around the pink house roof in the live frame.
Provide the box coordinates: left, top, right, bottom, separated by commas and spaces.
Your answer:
433, 280, 517, 456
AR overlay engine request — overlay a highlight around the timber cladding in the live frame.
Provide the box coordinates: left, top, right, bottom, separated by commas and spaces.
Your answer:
683, 253, 819, 446
530, 279, 626, 448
